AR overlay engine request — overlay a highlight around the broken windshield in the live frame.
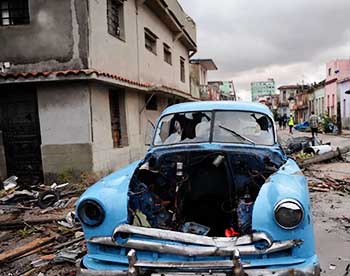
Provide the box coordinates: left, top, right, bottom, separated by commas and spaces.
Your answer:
153, 111, 274, 146
213, 111, 274, 146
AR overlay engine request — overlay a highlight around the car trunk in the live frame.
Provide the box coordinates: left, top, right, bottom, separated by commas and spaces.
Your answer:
128, 148, 285, 237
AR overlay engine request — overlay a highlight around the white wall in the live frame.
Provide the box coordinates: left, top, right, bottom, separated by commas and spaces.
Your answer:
88, 0, 191, 94
37, 82, 91, 145
89, 83, 168, 173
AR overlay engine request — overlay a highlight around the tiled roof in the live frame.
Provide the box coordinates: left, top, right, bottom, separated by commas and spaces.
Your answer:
0, 69, 198, 100
0, 69, 152, 88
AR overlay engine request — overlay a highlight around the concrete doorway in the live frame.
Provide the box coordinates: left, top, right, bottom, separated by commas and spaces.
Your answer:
0, 86, 43, 184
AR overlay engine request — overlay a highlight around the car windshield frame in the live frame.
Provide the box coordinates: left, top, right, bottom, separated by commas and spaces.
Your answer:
152, 110, 276, 147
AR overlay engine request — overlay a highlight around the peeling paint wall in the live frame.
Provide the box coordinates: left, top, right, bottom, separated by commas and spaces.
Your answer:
0, 0, 89, 72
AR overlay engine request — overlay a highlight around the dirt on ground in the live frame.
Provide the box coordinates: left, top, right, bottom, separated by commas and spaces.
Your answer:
308, 162, 350, 275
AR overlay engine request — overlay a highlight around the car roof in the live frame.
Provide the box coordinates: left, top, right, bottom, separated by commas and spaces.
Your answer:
161, 101, 273, 118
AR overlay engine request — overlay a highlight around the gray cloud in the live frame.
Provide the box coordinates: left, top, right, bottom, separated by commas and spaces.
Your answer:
179, 0, 350, 100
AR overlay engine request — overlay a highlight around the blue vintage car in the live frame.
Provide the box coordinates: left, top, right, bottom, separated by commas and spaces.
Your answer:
76, 101, 320, 276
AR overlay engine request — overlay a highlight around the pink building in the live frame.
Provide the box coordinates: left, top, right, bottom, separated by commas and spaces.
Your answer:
325, 59, 350, 118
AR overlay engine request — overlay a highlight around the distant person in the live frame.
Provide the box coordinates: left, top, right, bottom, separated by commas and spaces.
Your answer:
282, 114, 287, 130
278, 115, 283, 130
288, 115, 294, 134
309, 111, 319, 139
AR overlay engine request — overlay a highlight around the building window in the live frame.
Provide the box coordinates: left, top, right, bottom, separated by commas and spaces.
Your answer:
180, 57, 185, 83
0, 0, 29, 26
109, 90, 128, 148
107, 0, 125, 39
328, 68, 331, 76
327, 95, 330, 107
163, 43, 172, 65
145, 28, 158, 55
145, 94, 158, 111
332, 94, 335, 107
343, 99, 346, 118
282, 91, 286, 101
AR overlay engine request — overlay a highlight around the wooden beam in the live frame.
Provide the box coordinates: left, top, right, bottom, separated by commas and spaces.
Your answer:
0, 235, 56, 264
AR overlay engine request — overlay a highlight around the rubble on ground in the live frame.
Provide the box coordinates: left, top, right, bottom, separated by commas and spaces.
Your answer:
305, 169, 350, 194
0, 177, 84, 276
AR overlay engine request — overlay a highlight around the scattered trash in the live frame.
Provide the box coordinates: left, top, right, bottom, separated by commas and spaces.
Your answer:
304, 145, 333, 155
329, 263, 336, 270
0, 176, 84, 275
58, 211, 78, 229
38, 190, 60, 209
2, 176, 18, 191
53, 246, 83, 264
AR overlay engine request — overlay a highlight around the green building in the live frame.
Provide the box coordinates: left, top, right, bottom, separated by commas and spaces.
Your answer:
251, 79, 275, 102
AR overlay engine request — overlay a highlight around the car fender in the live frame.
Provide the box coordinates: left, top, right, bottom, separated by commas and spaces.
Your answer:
252, 158, 316, 258
76, 160, 140, 239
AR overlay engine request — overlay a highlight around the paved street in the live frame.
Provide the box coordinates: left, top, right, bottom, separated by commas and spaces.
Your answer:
278, 129, 350, 275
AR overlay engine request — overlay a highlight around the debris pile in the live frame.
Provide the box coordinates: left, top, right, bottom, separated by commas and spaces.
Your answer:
305, 171, 350, 194
0, 177, 84, 275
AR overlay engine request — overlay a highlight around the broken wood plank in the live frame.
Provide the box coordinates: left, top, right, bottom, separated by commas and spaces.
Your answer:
0, 216, 66, 230
10, 242, 54, 262
0, 235, 56, 264
53, 236, 84, 250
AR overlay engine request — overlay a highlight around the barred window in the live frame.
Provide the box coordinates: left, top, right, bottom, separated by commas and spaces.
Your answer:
107, 0, 125, 39
0, 0, 29, 26
109, 90, 128, 148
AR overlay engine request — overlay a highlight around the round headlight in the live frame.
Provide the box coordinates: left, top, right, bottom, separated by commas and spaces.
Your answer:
274, 199, 304, 229
77, 200, 105, 227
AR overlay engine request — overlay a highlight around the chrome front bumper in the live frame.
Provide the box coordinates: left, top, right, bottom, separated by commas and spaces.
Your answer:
79, 264, 321, 276
78, 249, 320, 276
80, 225, 320, 276
89, 224, 302, 257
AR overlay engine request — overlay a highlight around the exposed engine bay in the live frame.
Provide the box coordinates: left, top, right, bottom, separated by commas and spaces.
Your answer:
128, 150, 285, 237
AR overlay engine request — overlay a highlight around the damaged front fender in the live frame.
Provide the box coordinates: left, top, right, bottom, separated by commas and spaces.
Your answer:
252, 158, 316, 259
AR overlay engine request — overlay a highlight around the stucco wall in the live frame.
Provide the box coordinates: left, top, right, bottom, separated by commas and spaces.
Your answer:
89, 84, 144, 173
314, 87, 325, 116
37, 82, 91, 145
89, 83, 168, 174
37, 82, 93, 177
88, 0, 191, 93
326, 60, 350, 81
325, 82, 337, 117
0, 0, 89, 72
139, 4, 190, 92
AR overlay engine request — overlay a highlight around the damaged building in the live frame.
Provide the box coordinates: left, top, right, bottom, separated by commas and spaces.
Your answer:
0, 0, 197, 183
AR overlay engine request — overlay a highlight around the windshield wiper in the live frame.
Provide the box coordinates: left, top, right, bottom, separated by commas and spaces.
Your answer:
218, 125, 256, 145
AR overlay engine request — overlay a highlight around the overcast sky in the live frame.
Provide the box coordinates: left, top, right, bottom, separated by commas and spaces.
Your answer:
178, 0, 350, 100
